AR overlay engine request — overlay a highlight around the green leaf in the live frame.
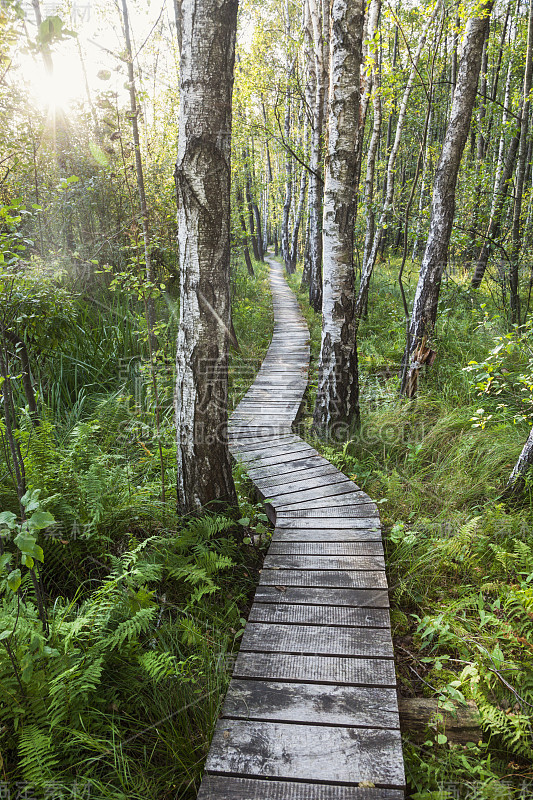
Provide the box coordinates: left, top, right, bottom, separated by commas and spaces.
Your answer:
21, 489, 41, 513
21, 554, 34, 569
0, 511, 17, 529
32, 545, 44, 564
0, 629, 12, 640
14, 531, 37, 554
7, 569, 21, 592
28, 510, 55, 530
436, 733, 448, 745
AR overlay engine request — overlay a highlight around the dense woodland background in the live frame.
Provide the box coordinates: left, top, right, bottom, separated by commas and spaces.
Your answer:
2, 0, 533, 796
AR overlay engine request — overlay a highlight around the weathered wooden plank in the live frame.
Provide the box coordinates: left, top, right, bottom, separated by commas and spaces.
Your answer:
254, 586, 390, 607
259, 569, 387, 590
223, 680, 400, 729
278, 488, 377, 516
231, 435, 300, 453
233, 651, 397, 687
228, 426, 291, 437
234, 444, 313, 465
276, 517, 381, 530
205, 720, 404, 786
268, 541, 384, 556
263, 554, 386, 571
248, 602, 390, 627
277, 504, 379, 518
272, 529, 382, 543
240, 623, 393, 658
246, 456, 327, 480
265, 482, 363, 506
197, 775, 404, 800
233, 438, 308, 451
243, 448, 319, 469
255, 464, 343, 490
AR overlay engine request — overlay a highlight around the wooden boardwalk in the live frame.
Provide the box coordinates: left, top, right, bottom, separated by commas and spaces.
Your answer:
197, 258, 405, 799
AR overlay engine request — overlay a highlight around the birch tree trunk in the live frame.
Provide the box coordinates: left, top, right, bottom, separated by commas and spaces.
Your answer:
401, 1, 493, 397
120, 0, 157, 350
510, 0, 533, 323
312, 0, 364, 438
470, 109, 521, 289
471, 23, 518, 288
307, 0, 329, 312
289, 113, 308, 269
356, 2, 439, 321
506, 424, 533, 495
174, 0, 238, 512
361, 0, 382, 271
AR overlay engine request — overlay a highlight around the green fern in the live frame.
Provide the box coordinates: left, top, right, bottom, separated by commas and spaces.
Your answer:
18, 725, 59, 787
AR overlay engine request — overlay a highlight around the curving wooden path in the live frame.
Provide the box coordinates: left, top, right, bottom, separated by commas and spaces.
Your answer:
197, 258, 405, 799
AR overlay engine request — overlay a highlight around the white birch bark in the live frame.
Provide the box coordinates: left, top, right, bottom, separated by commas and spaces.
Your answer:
361, 0, 382, 271
510, 0, 533, 322
307, 0, 329, 312
356, 1, 440, 321
312, 0, 365, 438
412, 106, 433, 260
507, 424, 533, 494
174, 0, 238, 512
401, 1, 494, 396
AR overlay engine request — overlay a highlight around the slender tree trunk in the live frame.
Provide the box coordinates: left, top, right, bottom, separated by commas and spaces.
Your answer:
506, 424, 533, 495
401, 1, 493, 397
483, 4, 511, 155
468, 30, 489, 260
174, 0, 238, 512
450, 10, 459, 101
244, 152, 260, 261
361, 0, 382, 270
120, 0, 157, 349
290, 164, 307, 270
357, 2, 439, 320
236, 186, 254, 276
312, 0, 364, 438
281, 62, 295, 273
289, 113, 308, 270
353, 0, 380, 207
307, 0, 328, 312
510, 0, 533, 323
470, 112, 521, 289
412, 106, 433, 260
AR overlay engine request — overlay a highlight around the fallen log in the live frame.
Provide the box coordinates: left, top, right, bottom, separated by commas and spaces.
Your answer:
399, 697, 482, 744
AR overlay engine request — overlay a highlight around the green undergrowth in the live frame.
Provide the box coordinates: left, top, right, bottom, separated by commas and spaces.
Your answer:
288, 259, 533, 798
0, 253, 273, 798
230, 256, 274, 409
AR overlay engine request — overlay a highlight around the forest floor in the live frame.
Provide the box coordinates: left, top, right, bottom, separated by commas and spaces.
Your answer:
0, 257, 275, 800
286, 256, 533, 799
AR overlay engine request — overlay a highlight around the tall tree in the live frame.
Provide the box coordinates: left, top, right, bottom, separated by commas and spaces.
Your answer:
401, 0, 493, 397
510, 0, 533, 323
306, 0, 329, 312
356, 2, 439, 321
174, 0, 238, 512
312, 0, 364, 437
120, 0, 157, 350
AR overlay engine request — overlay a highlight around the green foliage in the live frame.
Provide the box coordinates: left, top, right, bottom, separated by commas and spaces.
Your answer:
0, 511, 252, 797
465, 316, 533, 425
292, 258, 533, 796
